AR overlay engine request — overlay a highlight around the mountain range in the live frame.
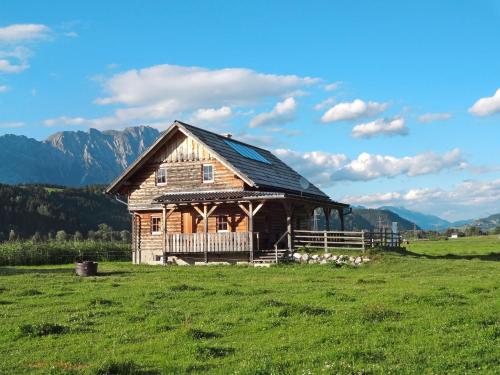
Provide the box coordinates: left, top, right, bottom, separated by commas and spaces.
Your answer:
379, 206, 473, 230
0, 126, 160, 186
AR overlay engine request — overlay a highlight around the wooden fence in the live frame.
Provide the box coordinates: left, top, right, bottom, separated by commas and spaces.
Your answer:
166, 232, 253, 253
293, 229, 402, 252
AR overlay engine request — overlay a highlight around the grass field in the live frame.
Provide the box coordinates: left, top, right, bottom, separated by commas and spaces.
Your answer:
0, 236, 498, 374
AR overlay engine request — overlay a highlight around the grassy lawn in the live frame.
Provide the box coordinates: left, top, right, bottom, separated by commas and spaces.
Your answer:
0, 237, 498, 374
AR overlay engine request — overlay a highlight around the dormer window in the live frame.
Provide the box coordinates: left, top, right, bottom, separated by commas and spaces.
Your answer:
156, 167, 167, 185
202, 164, 214, 183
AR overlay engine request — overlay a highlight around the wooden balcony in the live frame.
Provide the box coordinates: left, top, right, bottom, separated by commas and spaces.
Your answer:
165, 232, 256, 253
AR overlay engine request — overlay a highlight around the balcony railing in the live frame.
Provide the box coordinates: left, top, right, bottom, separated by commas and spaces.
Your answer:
166, 232, 254, 253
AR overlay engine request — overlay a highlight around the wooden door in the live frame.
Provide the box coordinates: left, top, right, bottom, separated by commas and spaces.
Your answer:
182, 211, 195, 233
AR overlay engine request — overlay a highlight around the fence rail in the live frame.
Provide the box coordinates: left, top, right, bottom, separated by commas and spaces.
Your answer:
166, 232, 253, 253
293, 229, 402, 251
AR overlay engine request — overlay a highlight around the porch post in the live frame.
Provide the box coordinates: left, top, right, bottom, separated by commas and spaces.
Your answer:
203, 204, 208, 263
338, 208, 345, 231
162, 206, 167, 264
323, 207, 331, 231
248, 201, 254, 263
283, 201, 293, 252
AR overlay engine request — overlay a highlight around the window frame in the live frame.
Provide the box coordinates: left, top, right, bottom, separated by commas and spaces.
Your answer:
216, 215, 229, 232
151, 216, 162, 235
202, 163, 214, 183
156, 167, 167, 186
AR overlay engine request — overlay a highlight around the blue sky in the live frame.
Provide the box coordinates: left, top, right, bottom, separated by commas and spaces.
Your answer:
1, 1, 500, 220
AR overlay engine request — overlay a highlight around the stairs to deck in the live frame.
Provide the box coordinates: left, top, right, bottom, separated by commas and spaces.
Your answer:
252, 249, 288, 264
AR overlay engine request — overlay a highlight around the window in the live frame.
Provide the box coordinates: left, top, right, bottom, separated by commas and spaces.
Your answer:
156, 167, 167, 185
202, 164, 214, 183
151, 217, 161, 234
216, 216, 229, 232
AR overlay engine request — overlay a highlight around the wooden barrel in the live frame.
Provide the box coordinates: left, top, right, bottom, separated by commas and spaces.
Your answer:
75, 261, 98, 276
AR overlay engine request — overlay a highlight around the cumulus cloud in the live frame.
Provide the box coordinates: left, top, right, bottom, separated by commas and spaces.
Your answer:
0, 24, 51, 43
96, 64, 317, 107
249, 97, 296, 128
351, 117, 408, 138
274, 148, 466, 187
321, 99, 388, 122
192, 106, 232, 123
417, 112, 452, 123
0, 24, 51, 74
313, 97, 336, 111
0, 85, 9, 92
469, 88, 500, 117
343, 179, 500, 221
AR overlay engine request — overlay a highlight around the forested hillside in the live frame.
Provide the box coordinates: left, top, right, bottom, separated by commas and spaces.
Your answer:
0, 184, 129, 240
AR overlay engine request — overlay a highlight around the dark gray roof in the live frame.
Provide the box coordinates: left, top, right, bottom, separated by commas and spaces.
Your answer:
154, 190, 284, 204
179, 121, 329, 199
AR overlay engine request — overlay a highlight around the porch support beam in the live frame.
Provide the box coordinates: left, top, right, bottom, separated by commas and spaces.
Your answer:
338, 208, 345, 231
323, 207, 331, 231
248, 201, 254, 263
283, 201, 293, 252
163, 206, 176, 263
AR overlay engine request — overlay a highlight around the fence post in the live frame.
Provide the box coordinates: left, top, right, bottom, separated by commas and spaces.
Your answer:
323, 231, 327, 252
361, 231, 365, 252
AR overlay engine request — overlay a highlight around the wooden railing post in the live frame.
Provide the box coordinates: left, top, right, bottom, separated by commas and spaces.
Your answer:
361, 231, 365, 252
323, 231, 328, 252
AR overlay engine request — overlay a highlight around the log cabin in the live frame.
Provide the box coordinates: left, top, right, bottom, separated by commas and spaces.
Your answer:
106, 121, 350, 265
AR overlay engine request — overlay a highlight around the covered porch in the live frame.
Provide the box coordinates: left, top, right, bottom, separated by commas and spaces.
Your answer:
133, 190, 349, 264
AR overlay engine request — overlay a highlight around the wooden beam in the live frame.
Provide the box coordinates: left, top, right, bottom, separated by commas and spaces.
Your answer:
283, 201, 293, 252
192, 205, 204, 218
252, 201, 265, 216
206, 204, 219, 218
162, 206, 167, 260
323, 207, 331, 231
238, 203, 250, 216
248, 201, 254, 262
203, 205, 208, 263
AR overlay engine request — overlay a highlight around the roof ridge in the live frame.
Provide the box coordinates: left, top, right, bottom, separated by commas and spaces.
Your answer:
175, 120, 272, 153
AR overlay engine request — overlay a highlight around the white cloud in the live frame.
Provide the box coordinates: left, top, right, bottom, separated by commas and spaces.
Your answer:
343, 179, 500, 221
324, 82, 341, 91
313, 97, 336, 111
0, 25, 50, 75
0, 59, 29, 73
469, 88, 500, 117
0, 85, 8, 92
192, 106, 232, 122
96, 64, 318, 107
274, 148, 466, 187
352, 117, 408, 138
321, 99, 388, 122
0, 24, 51, 43
0, 121, 25, 129
249, 97, 296, 128
417, 112, 452, 123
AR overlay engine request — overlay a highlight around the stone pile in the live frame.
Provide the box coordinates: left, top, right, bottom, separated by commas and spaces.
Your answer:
290, 252, 370, 266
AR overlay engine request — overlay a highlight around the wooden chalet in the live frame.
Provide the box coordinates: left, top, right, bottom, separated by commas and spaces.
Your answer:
106, 121, 350, 265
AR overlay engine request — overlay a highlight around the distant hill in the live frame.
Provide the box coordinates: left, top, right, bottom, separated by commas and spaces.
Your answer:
379, 206, 452, 230
0, 126, 160, 186
314, 207, 419, 231
466, 213, 500, 231
0, 184, 129, 240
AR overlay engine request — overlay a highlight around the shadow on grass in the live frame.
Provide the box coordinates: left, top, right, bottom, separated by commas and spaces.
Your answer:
390, 248, 500, 262
0, 267, 131, 276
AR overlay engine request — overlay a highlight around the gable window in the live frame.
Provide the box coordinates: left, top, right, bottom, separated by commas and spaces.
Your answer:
156, 167, 167, 185
202, 164, 214, 183
151, 216, 161, 235
216, 215, 229, 232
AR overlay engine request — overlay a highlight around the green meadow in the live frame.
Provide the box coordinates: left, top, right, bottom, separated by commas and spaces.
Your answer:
0, 236, 498, 374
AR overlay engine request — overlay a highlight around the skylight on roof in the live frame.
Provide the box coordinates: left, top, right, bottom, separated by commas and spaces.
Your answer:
224, 139, 271, 164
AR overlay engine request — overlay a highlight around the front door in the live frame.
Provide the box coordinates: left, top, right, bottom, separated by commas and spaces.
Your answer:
182, 211, 195, 233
